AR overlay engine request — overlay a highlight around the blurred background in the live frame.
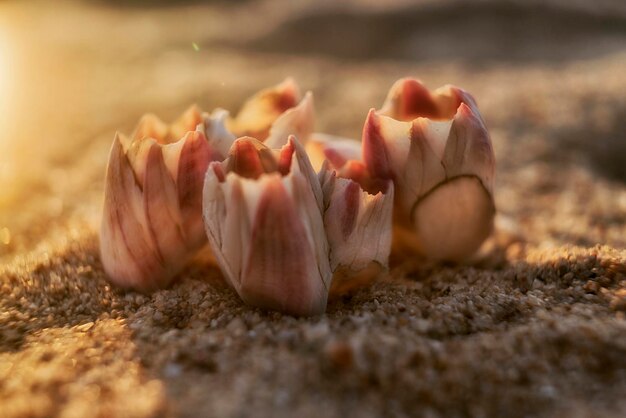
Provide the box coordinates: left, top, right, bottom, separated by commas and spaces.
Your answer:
0, 0, 625, 257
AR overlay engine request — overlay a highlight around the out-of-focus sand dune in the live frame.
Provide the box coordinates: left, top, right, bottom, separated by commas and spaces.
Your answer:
0, 1, 625, 417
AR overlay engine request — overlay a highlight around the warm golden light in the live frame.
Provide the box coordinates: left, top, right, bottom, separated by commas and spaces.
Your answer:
0, 20, 15, 207
0, 25, 9, 145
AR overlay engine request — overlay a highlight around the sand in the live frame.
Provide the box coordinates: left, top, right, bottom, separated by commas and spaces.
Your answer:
0, 0, 625, 417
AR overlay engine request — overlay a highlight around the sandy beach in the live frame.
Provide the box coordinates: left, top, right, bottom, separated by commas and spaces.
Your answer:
0, 1, 625, 416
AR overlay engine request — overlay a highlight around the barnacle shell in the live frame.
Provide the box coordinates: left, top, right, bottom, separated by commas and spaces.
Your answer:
363, 78, 496, 261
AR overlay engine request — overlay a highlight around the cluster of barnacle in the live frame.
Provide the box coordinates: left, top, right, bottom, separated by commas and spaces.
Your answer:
100, 78, 495, 316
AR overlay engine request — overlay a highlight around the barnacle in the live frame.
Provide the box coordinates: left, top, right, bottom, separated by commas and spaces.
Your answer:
100, 77, 495, 314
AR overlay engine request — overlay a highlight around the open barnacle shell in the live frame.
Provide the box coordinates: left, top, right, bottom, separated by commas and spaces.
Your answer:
364, 78, 496, 262
132, 104, 204, 144
203, 133, 394, 315
200, 78, 315, 156
203, 136, 331, 316
225, 77, 315, 148
100, 108, 226, 292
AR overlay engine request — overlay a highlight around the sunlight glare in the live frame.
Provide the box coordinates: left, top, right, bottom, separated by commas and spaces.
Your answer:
0, 23, 11, 149
0, 48, 5, 105
0, 20, 15, 207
